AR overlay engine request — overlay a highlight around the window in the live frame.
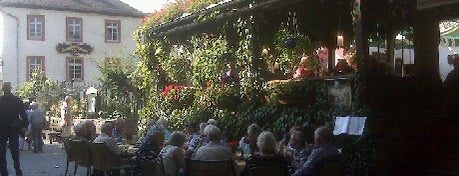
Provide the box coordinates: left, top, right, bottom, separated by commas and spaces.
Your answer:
105, 20, 120, 43
67, 57, 84, 81
27, 56, 45, 80
27, 15, 45, 40
66, 17, 83, 42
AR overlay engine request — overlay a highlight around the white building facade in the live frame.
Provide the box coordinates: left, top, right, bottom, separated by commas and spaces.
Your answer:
0, 0, 144, 89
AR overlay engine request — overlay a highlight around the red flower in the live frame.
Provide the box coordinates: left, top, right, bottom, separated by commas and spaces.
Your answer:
227, 141, 239, 148
174, 95, 179, 100
206, 81, 212, 87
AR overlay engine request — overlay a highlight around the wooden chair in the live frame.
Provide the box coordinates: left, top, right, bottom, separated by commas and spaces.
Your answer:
47, 123, 62, 144
247, 164, 289, 176
185, 158, 237, 176
69, 140, 92, 176
88, 143, 133, 176
61, 137, 75, 176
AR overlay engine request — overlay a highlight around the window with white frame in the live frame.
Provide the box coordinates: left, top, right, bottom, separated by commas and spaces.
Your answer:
27, 15, 45, 40
27, 56, 45, 80
105, 20, 120, 43
66, 17, 83, 42
67, 57, 84, 81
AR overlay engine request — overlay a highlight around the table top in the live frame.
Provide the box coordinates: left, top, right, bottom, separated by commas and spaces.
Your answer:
118, 144, 138, 154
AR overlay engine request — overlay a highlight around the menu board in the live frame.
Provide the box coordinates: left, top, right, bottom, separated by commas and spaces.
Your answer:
417, 0, 459, 9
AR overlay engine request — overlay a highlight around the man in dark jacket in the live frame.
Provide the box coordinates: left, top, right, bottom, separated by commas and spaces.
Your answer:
0, 82, 28, 176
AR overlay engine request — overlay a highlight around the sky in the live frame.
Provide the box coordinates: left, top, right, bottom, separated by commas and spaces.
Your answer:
120, 0, 170, 13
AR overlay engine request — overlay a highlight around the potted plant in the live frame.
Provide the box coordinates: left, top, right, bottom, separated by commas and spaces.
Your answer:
162, 85, 195, 109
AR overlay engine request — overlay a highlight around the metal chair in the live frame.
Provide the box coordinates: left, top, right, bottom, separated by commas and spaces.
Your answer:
69, 140, 92, 176
61, 137, 74, 176
88, 143, 133, 176
185, 158, 237, 176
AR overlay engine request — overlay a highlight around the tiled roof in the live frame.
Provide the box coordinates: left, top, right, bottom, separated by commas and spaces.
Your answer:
0, 0, 145, 18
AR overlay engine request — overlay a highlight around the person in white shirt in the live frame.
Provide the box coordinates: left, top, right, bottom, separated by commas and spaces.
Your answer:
194, 125, 231, 160
94, 123, 120, 155
28, 102, 47, 153
161, 131, 187, 176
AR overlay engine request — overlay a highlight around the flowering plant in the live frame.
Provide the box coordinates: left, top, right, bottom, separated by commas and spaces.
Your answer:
162, 85, 195, 109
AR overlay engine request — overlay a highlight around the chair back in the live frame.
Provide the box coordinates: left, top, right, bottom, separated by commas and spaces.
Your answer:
247, 164, 289, 176
69, 140, 91, 167
319, 158, 345, 176
88, 142, 123, 171
61, 137, 74, 161
186, 158, 236, 176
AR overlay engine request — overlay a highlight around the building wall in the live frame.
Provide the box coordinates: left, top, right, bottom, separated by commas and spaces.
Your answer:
0, 7, 141, 88
0, 10, 19, 84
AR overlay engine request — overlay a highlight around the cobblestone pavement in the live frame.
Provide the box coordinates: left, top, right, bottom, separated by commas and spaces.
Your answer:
5, 139, 86, 176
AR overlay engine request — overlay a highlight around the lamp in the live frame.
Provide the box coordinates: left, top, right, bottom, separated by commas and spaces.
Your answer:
337, 32, 344, 47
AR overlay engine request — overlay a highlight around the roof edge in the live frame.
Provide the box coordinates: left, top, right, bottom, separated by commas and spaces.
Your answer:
0, 3, 145, 18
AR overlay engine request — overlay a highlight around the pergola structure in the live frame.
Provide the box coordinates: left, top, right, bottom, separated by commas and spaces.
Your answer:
145, 0, 459, 174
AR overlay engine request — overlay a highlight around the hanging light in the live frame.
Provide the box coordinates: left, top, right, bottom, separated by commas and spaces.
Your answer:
337, 32, 344, 48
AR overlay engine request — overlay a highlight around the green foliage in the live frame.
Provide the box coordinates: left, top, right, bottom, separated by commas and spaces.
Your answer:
234, 17, 266, 103
268, 79, 318, 106
133, 12, 373, 176
16, 69, 61, 112
162, 45, 192, 84
189, 34, 229, 87
140, 0, 220, 28
273, 24, 314, 76
98, 57, 139, 119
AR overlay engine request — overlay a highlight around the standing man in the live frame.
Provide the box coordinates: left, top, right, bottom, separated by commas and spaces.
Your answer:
29, 102, 46, 153
0, 82, 28, 176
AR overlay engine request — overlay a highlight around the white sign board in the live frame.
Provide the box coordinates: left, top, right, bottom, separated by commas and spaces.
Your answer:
333, 116, 367, 135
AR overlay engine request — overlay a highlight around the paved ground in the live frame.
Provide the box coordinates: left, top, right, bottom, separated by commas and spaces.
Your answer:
5, 139, 86, 176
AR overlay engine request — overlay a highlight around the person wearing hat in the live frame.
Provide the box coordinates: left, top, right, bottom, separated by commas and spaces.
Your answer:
184, 122, 200, 156
0, 82, 28, 176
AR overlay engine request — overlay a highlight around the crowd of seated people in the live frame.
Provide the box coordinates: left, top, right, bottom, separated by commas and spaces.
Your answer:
68, 117, 342, 176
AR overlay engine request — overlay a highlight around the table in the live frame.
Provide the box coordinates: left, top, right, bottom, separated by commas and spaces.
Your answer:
46, 131, 61, 144
118, 145, 138, 154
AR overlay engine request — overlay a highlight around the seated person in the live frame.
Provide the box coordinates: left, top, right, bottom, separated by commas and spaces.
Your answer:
287, 131, 312, 170
239, 124, 261, 155
194, 125, 231, 160
136, 124, 165, 159
157, 118, 171, 141
184, 122, 200, 156
161, 131, 187, 176
94, 123, 126, 156
278, 125, 302, 155
112, 118, 126, 144
72, 120, 96, 142
244, 131, 290, 175
292, 126, 342, 176
133, 124, 165, 176
293, 57, 314, 79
